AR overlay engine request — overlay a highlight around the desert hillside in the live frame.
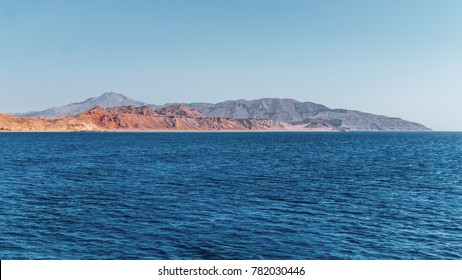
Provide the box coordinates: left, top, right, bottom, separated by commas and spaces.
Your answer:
1, 104, 280, 132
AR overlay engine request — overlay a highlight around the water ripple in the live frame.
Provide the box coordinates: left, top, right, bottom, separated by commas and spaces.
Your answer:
0, 132, 461, 259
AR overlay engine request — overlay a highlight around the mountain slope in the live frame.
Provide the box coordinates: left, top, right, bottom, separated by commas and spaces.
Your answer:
187, 98, 328, 122
292, 109, 429, 131
17, 92, 146, 118
183, 98, 430, 131
3, 104, 278, 132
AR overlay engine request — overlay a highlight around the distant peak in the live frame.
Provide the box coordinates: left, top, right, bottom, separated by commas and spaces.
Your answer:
100, 92, 126, 98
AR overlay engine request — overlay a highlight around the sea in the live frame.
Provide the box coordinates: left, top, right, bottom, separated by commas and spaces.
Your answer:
0, 132, 461, 259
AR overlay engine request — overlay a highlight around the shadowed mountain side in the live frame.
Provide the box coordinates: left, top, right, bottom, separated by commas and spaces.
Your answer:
2, 104, 280, 132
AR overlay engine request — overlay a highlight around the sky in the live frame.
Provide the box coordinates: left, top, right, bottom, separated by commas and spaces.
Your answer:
1, 0, 461, 130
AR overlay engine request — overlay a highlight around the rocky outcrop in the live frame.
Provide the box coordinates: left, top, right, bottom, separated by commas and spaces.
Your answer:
0, 113, 98, 132
74, 105, 278, 131
2, 105, 280, 132
155, 104, 204, 118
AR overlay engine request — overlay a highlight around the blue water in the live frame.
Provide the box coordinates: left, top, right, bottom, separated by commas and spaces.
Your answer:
0, 132, 461, 259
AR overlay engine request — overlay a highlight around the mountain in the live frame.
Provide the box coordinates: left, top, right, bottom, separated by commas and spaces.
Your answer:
17, 92, 146, 119
2, 104, 279, 132
185, 98, 328, 122
15, 93, 431, 131
183, 98, 430, 131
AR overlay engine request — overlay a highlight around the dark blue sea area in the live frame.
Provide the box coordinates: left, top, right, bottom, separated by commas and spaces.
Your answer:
0, 132, 461, 259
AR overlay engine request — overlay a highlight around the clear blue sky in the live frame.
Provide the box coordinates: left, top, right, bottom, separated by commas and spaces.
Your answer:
1, 0, 461, 130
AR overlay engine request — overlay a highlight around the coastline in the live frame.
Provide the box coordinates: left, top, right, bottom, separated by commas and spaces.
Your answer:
0, 129, 338, 133
0, 129, 439, 133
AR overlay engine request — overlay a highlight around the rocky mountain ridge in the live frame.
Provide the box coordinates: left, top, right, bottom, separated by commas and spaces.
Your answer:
188, 98, 429, 131
2, 104, 279, 132
14, 92, 431, 131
